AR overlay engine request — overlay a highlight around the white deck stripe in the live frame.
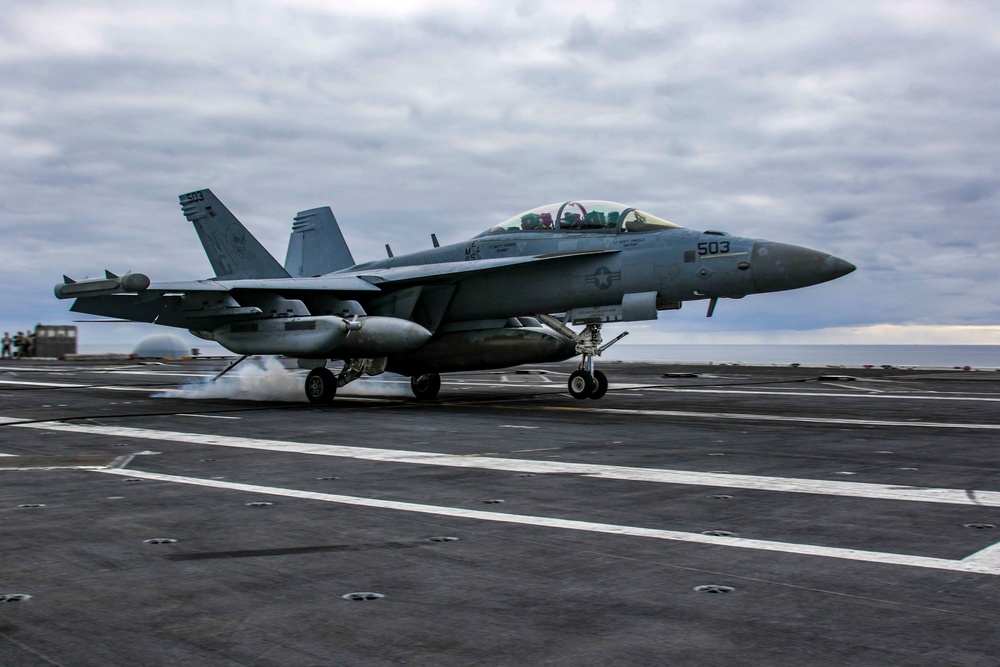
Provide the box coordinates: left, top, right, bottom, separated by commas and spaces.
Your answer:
646, 387, 1000, 403
529, 406, 1000, 431
89, 371, 214, 377
5, 416, 999, 507
177, 414, 242, 420
0, 379, 167, 393
962, 542, 1000, 569
0, 380, 395, 402
822, 382, 885, 393
92, 468, 1000, 576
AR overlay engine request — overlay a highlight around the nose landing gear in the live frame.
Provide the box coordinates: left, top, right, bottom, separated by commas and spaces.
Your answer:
568, 368, 608, 400
534, 315, 627, 400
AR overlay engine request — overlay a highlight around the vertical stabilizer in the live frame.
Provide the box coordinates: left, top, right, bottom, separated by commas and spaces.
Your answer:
179, 190, 290, 280
284, 207, 356, 277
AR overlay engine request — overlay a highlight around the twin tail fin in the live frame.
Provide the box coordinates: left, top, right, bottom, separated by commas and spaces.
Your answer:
179, 189, 290, 280
284, 207, 356, 277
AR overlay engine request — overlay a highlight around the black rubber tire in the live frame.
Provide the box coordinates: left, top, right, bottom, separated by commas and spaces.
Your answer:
305, 367, 337, 404
588, 370, 608, 400
568, 370, 595, 399
410, 373, 442, 400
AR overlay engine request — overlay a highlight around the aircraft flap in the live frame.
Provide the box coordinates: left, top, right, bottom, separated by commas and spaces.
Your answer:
215, 276, 381, 292
70, 295, 170, 323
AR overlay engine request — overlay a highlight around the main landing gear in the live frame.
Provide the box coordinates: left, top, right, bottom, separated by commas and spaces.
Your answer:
304, 365, 442, 404
410, 373, 441, 400
533, 316, 628, 400
304, 358, 388, 404
305, 367, 337, 404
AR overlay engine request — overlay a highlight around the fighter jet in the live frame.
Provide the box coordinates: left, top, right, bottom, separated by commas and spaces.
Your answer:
56, 190, 855, 402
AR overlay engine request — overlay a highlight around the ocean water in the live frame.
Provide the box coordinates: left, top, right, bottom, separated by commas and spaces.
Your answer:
602, 344, 1000, 368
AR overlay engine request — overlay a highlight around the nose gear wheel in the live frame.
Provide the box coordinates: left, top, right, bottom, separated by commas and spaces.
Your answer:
588, 370, 609, 399
568, 370, 595, 399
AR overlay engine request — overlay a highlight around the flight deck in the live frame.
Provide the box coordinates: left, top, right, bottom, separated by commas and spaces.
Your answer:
1, 359, 998, 666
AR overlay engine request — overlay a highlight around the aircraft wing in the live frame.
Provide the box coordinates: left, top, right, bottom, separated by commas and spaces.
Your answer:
63, 249, 619, 331
64, 275, 381, 328
339, 249, 623, 332
67, 252, 612, 297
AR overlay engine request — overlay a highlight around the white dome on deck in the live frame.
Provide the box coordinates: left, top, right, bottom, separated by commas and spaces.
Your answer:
132, 334, 190, 359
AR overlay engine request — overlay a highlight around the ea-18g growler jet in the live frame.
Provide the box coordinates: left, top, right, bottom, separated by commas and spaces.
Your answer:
56, 190, 855, 402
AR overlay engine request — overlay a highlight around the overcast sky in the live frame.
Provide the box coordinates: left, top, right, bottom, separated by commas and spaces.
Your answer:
2, 0, 999, 350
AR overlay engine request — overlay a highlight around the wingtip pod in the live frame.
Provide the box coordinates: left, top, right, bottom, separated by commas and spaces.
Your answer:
54, 273, 150, 299
120, 272, 151, 292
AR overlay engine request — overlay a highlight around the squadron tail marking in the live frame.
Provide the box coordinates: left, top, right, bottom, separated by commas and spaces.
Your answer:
179, 190, 289, 280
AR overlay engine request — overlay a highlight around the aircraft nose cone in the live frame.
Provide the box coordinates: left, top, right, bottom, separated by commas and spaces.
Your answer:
751, 242, 856, 293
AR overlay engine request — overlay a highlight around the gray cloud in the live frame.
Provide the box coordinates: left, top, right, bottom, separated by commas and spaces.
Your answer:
1, 1, 998, 345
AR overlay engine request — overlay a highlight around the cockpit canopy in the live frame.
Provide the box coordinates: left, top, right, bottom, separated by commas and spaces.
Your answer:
479, 201, 681, 237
